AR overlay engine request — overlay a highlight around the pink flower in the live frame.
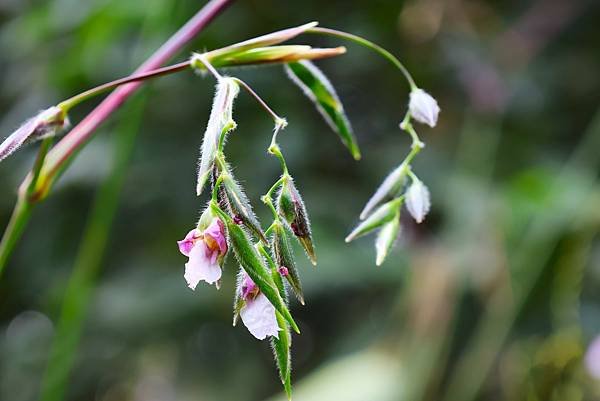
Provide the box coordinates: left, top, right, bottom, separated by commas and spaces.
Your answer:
177, 219, 227, 289
239, 272, 279, 340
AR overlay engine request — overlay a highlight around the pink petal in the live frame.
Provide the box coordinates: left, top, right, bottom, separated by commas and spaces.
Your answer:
177, 229, 198, 257
184, 242, 222, 289
240, 293, 279, 340
204, 219, 227, 254
241, 272, 257, 300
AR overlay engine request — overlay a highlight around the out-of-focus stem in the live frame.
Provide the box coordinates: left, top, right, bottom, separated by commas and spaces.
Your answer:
307, 27, 417, 90
35, 0, 234, 198
0, 0, 233, 275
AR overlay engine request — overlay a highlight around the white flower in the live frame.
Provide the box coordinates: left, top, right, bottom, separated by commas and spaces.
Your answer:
405, 179, 431, 223
409, 88, 440, 127
240, 292, 280, 340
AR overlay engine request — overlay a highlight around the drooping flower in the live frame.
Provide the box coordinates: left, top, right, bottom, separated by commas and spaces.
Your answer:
177, 218, 228, 289
409, 88, 440, 128
238, 272, 279, 340
405, 178, 431, 223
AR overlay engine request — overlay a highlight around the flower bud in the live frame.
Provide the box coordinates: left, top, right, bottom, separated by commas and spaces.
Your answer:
360, 162, 408, 220
405, 178, 431, 223
272, 222, 304, 305
277, 176, 316, 265
221, 173, 267, 243
196, 78, 239, 195
224, 214, 300, 334
0, 106, 68, 163
409, 88, 440, 128
201, 22, 318, 61
346, 198, 402, 242
375, 217, 400, 266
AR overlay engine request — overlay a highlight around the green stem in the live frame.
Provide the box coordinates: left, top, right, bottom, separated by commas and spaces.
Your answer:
268, 144, 289, 175
0, 197, 31, 276
233, 78, 287, 127
308, 27, 417, 90
212, 174, 226, 202
57, 61, 191, 112
261, 195, 280, 221
266, 176, 286, 199
0, 135, 52, 275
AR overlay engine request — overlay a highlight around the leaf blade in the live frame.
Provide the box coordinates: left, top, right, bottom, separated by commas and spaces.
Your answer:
285, 60, 360, 160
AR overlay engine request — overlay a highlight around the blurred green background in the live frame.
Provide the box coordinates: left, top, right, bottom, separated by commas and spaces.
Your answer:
1, 0, 599, 400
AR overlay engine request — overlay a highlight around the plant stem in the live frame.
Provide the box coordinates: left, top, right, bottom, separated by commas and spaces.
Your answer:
58, 61, 191, 112
0, 0, 233, 275
233, 78, 286, 126
307, 27, 417, 90
37, 0, 234, 197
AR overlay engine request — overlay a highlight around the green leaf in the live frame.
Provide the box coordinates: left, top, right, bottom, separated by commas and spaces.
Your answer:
272, 222, 304, 305
224, 218, 300, 334
285, 60, 361, 160
277, 176, 316, 265
221, 174, 267, 243
271, 311, 292, 399
375, 214, 400, 266
346, 198, 402, 242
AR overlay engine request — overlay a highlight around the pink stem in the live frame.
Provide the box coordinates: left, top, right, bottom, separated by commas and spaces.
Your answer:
39, 0, 233, 189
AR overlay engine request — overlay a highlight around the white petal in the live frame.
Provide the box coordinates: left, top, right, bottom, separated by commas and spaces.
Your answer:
409, 89, 440, 128
184, 242, 222, 289
405, 180, 431, 223
240, 293, 280, 340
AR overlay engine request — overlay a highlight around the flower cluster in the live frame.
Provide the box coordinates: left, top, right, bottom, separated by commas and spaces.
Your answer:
346, 87, 439, 265
0, 20, 440, 400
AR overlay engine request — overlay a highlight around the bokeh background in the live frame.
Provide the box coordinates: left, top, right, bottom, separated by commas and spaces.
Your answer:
1, 0, 599, 400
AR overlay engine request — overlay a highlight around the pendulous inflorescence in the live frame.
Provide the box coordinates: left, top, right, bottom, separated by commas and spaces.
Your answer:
0, 21, 440, 399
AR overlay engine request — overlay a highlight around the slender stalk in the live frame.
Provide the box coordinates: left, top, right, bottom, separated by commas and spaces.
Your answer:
307, 27, 417, 90
0, 136, 52, 275
233, 78, 286, 125
0, 0, 233, 274
58, 61, 191, 112
37, 0, 234, 197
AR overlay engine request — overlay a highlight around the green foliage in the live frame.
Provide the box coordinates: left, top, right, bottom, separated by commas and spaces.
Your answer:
285, 61, 361, 160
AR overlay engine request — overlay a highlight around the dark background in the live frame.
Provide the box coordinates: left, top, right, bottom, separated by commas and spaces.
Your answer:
1, 0, 599, 400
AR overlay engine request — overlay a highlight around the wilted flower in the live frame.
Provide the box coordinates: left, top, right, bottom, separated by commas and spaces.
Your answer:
409, 88, 440, 128
239, 272, 280, 340
405, 178, 431, 223
178, 218, 228, 289
0, 106, 68, 163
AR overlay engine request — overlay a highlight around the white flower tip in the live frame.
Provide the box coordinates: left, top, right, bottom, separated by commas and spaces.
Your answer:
409, 88, 440, 128
406, 179, 431, 224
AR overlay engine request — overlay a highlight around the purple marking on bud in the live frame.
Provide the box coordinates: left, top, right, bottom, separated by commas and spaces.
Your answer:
233, 215, 244, 225
278, 266, 289, 277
